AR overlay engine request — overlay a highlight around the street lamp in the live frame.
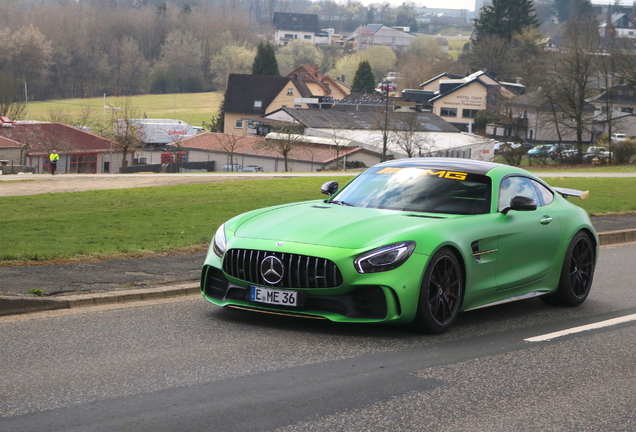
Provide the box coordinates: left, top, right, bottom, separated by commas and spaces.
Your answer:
103, 94, 121, 172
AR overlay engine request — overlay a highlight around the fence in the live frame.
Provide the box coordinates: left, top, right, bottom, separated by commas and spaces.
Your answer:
119, 161, 215, 173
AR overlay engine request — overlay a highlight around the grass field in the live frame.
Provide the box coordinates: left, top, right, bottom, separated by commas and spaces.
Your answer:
24, 92, 223, 129
1, 175, 634, 263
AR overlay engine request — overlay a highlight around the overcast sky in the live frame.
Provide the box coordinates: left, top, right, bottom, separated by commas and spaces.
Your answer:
358, 0, 476, 11
355, 0, 632, 13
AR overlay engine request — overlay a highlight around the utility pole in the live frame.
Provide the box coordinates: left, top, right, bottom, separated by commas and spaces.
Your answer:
382, 79, 389, 161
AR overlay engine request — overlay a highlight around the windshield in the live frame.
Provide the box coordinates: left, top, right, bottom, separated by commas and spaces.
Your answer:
332, 166, 492, 215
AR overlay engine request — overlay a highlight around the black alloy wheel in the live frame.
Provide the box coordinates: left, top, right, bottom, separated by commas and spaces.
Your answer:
412, 248, 463, 334
542, 231, 595, 306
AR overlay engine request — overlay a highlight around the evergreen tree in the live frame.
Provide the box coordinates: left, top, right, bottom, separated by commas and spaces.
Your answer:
351, 60, 376, 93
252, 41, 280, 76
554, 0, 595, 23
474, 0, 539, 42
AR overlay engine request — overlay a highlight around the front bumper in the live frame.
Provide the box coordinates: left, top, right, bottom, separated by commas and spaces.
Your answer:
200, 246, 428, 324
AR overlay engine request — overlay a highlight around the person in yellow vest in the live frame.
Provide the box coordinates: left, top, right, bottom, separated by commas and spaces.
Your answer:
49, 150, 59, 175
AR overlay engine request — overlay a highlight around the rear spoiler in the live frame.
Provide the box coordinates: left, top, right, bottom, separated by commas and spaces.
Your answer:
552, 187, 590, 200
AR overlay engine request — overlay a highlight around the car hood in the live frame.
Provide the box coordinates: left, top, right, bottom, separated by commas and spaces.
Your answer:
232, 201, 450, 249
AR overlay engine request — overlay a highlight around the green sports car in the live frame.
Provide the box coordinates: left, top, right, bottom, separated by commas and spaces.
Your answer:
201, 158, 598, 333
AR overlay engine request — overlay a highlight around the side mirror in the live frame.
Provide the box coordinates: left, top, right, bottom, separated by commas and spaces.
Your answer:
502, 195, 537, 214
320, 181, 339, 196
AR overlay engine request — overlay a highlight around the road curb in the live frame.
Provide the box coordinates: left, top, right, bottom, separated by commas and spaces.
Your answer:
2, 230, 636, 317
598, 228, 636, 246
0, 283, 200, 317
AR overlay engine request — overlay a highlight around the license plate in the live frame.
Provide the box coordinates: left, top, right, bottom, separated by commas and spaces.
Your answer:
250, 286, 298, 307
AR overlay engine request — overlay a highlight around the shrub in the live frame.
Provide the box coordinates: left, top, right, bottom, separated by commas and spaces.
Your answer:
612, 139, 636, 164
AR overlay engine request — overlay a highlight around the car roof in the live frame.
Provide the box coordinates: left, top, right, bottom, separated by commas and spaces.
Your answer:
375, 157, 505, 176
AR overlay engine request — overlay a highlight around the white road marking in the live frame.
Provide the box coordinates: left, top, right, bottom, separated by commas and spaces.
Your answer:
525, 313, 636, 342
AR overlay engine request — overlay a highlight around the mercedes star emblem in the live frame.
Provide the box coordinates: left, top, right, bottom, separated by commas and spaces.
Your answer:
260, 256, 284, 285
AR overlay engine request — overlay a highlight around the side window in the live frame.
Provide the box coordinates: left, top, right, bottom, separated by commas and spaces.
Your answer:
498, 176, 540, 212
532, 180, 554, 206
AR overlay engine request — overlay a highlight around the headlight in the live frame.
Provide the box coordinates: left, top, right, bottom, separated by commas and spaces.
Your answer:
354, 241, 416, 274
212, 224, 227, 258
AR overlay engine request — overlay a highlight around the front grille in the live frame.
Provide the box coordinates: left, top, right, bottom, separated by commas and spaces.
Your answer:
223, 249, 343, 289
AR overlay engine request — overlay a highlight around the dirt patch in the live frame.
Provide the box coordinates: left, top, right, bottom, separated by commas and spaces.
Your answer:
0, 174, 273, 197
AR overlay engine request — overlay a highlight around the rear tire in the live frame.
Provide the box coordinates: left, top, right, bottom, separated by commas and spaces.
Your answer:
542, 231, 595, 306
411, 248, 463, 334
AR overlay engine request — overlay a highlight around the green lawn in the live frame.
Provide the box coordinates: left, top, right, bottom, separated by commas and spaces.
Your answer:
1, 175, 634, 263
24, 92, 223, 128
0, 177, 349, 263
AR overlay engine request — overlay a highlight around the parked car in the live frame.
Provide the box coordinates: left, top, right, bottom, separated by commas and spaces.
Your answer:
222, 164, 264, 172
222, 164, 243, 172
560, 149, 582, 161
375, 82, 397, 93
494, 142, 533, 155
202, 158, 598, 334
242, 165, 264, 172
585, 146, 611, 162
527, 144, 553, 158
561, 146, 612, 163
611, 133, 628, 142
548, 144, 575, 160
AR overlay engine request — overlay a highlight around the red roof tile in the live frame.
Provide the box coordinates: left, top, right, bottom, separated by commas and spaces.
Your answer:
1, 123, 113, 155
173, 132, 366, 164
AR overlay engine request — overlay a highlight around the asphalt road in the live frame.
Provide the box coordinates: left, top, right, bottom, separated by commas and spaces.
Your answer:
1, 242, 635, 431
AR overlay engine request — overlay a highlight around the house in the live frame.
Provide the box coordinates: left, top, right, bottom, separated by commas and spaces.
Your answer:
286, 64, 350, 101
252, 105, 496, 161
599, 12, 636, 39
168, 132, 382, 172
419, 73, 463, 92
224, 74, 314, 136
342, 24, 418, 52
586, 84, 636, 137
313, 28, 343, 45
425, 70, 525, 133
488, 90, 598, 143
0, 135, 26, 174
1, 121, 126, 174
273, 13, 320, 46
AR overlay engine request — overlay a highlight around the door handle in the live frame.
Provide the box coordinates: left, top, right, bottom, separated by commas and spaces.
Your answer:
540, 216, 552, 225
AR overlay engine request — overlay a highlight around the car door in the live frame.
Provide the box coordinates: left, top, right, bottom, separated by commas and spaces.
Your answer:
494, 176, 561, 293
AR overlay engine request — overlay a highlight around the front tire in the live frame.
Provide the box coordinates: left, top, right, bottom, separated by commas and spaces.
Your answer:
411, 248, 463, 334
542, 231, 595, 306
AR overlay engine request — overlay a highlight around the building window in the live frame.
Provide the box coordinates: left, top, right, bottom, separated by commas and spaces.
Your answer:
70, 154, 97, 174
304, 35, 311, 40
235, 119, 243, 128
281, 105, 287, 108
284, 34, 294, 39
287, 88, 293, 95
254, 100, 262, 108
440, 107, 457, 117
622, 107, 634, 113
462, 109, 478, 118
294, 104, 301, 109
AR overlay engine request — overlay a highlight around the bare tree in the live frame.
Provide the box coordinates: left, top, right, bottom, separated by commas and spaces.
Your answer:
391, 111, 436, 158
216, 133, 248, 171
538, 14, 601, 163
109, 99, 144, 169
260, 121, 304, 172
47, 104, 97, 132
